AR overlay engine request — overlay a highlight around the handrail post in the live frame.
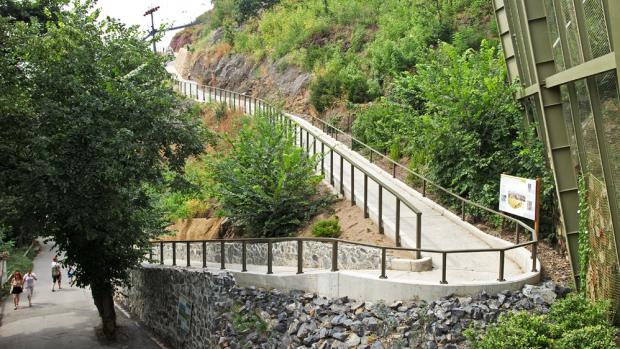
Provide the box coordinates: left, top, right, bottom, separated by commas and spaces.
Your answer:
350, 163, 355, 205
339, 156, 344, 195
440, 252, 448, 284
363, 174, 369, 218
416, 213, 422, 259
330, 150, 334, 185
392, 163, 396, 178
379, 248, 387, 279
306, 130, 310, 153
515, 224, 520, 244
370, 151, 373, 163
297, 240, 303, 274
202, 241, 206, 268
186, 241, 190, 267
378, 185, 384, 234
321, 143, 325, 175
160, 242, 164, 265
242, 241, 247, 272
202, 88, 205, 101
531, 242, 538, 272
396, 198, 401, 247
220, 240, 225, 270
498, 250, 506, 282
299, 127, 303, 148
172, 241, 177, 266
422, 180, 426, 197
331, 240, 338, 272
461, 201, 465, 221
267, 241, 273, 274
313, 138, 317, 167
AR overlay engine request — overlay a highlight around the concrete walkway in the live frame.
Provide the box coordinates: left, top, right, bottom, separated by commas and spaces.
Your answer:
168, 63, 538, 283
0, 240, 161, 349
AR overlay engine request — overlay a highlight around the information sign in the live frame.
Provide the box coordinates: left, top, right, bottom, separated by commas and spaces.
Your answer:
498, 174, 537, 220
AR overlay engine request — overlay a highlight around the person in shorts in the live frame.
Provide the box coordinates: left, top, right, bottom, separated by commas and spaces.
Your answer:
67, 266, 75, 287
10, 271, 23, 310
23, 269, 37, 307
51, 256, 62, 292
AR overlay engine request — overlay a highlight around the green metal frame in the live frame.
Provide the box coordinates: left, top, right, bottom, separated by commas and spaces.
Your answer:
493, 0, 581, 283
493, 0, 620, 287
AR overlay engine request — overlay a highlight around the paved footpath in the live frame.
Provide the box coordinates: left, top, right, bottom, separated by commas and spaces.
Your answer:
0, 240, 162, 349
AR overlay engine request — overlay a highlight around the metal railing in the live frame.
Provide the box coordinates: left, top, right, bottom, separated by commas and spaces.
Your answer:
170, 77, 539, 274
148, 237, 538, 284
173, 77, 536, 242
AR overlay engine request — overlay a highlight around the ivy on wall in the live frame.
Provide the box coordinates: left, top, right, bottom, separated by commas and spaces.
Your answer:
578, 175, 590, 293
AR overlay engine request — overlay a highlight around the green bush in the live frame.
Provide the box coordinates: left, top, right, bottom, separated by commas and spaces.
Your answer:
466, 312, 552, 349
311, 218, 341, 238
211, 115, 332, 237
554, 325, 617, 349
214, 102, 228, 122
466, 294, 617, 349
351, 100, 415, 154
309, 72, 343, 113
402, 40, 555, 235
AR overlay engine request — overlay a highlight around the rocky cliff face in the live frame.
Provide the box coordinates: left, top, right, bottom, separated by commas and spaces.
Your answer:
174, 30, 313, 114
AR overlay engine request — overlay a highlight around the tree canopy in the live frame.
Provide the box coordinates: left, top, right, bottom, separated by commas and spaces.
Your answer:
0, 1, 205, 338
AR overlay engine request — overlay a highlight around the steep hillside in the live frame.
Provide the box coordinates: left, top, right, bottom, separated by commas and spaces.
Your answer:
169, 0, 559, 245
171, 0, 495, 117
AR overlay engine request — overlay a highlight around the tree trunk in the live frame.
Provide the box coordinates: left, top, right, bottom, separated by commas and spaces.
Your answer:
92, 283, 117, 340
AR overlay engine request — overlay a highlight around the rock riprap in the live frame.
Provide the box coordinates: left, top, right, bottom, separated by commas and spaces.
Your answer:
117, 265, 569, 349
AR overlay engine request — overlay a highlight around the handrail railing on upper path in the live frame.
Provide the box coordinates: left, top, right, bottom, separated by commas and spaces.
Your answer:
168, 75, 539, 284
149, 237, 538, 284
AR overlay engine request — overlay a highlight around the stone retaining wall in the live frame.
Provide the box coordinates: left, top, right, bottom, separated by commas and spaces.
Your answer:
117, 265, 566, 349
116, 265, 235, 348
153, 240, 393, 270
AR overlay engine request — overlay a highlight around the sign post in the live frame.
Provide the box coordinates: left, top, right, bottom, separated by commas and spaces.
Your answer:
498, 174, 540, 240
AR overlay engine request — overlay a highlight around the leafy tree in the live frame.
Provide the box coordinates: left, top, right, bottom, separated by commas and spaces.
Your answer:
0, 3, 205, 339
0, 0, 66, 24
210, 115, 331, 237
404, 41, 554, 233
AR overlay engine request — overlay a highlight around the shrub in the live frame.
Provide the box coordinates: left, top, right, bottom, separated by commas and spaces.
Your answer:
211, 115, 332, 237
466, 312, 552, 349
406, 40, 555, 235
311, 218, 341, 238
351, 100, 415, 154
309, 72, 343, 113
214, 102, 228, 122
466, 294, 617, 349
553, 325, 617, 349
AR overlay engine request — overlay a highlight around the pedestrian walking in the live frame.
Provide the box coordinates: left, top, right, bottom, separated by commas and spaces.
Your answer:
10, 271, 23, 310
51, 256, 62, 291
23, 269, 37, 307
67, 266, 75, 287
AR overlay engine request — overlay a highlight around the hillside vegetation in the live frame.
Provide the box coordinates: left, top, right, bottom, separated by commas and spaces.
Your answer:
170, 0, 557, 242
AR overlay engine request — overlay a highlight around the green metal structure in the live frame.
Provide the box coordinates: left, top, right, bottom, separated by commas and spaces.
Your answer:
492, 0, 620, 317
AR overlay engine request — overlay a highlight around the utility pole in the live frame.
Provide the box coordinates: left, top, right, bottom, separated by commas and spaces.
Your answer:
143, 6, 160, 53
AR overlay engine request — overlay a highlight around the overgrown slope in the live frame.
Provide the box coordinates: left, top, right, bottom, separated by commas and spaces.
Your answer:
170, 0, 559, 243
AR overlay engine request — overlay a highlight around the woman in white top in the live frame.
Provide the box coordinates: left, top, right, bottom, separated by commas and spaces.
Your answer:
23, 269, 37, 307
51, 256, 61, 292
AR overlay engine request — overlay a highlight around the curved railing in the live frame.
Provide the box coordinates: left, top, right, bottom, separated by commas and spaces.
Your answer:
148, 237, 538, 284
173, 77, 536, 243
170, 75, 539, 279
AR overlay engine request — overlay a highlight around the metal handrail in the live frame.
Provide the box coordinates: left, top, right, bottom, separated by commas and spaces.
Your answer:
173, 77, 424, 250
169, 77, 539, 277
171, 75, 535, 238
148, 237, 538, 284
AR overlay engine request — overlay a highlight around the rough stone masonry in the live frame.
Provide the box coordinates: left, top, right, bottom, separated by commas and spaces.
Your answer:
116, 265, 569, 349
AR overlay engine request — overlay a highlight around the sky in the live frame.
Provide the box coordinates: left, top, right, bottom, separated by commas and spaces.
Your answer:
95, 0, 212, 50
